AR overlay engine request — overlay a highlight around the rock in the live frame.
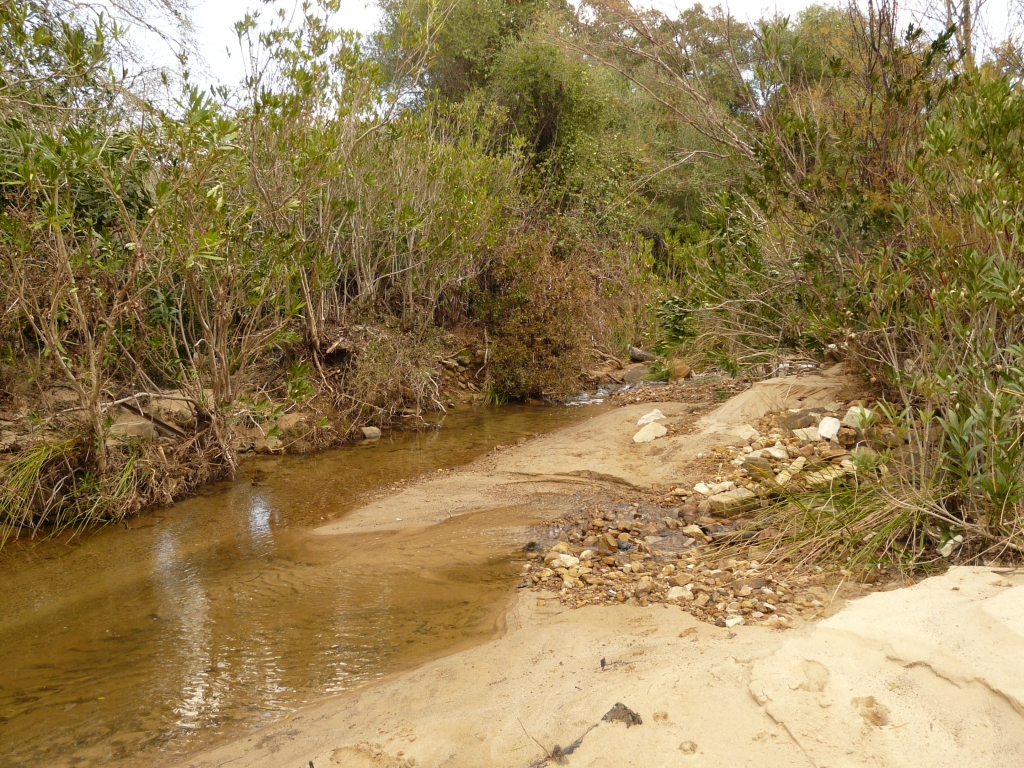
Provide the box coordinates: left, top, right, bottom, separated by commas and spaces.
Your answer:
670, 362, 692, 381
707, 488, 758, 516
781, 410, 818, 430
670, 573, 693, 587
938, 535, 964, 558
709, 481, 735, 494
108, 418, 156, 441
678, 741, 698, 754
744, 456, 773, 475
622, 364, 650, 383
733, 424, 761, 442
628, 345, 656, 363
838, 426, 858, 447
693, 482, 712, 496
254, 436, 283, 454
792, 426, 821, 442
763, 614, 792, 630
730, 577, 765, 591
599, 533, 620, 552
633, 422, 667, 443
360, 426, 382, 440
602, 702, 643, 727
667, 586, 693, 601
0, 431, 19, 453
818, 416, 842, 442
803, 467, 849, 487
579, 549, 595, 561
635, 577, 654, 597
678, 503, 699, 521
681, 524, 709, 543
842, 405, 872, 429
149, 395, 195, 427
637, 409, 666, 426
724, 616, 745, 628
764, 446, 789, 460
546, 553, 580, 569
775, 455, 807, 485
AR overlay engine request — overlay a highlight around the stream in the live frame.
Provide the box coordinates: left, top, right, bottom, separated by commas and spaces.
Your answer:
0, 404, 600, 767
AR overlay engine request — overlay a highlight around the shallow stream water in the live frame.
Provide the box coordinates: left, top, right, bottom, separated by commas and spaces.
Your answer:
0, 405, 598, 767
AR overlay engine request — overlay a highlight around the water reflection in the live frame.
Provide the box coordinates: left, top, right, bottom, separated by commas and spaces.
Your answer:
247, 495, 275, 542
0, 404, 600, 768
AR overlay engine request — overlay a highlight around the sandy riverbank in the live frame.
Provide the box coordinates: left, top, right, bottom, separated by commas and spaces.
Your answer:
176, 372, 1024, 768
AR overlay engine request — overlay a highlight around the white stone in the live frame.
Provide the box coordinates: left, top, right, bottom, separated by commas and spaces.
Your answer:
938, 535, 963, 558
549, 554, 580, 569
793, 426, 821, 442
708, 487, 758, 515
818, 416, 842, 442
843, 405, 872, 429
633, 422, 667, 443
724, 616, 745, 628
733, 424, 761, 441
765, 446, 789, 460
667, 586, 693, 601
693, 482, 713, 496
579, 549, 595, 561
637, 408, 666, 426
804, 467, 848, 486
709, 481, 736, 494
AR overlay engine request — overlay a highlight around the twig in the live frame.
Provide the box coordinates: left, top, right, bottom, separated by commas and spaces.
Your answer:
518, 717, 551, 761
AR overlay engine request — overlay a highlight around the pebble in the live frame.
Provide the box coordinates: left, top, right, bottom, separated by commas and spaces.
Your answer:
520, 404, 898, 628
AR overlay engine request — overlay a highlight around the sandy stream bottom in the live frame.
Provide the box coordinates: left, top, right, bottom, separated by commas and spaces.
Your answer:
177, 373, 1024, 768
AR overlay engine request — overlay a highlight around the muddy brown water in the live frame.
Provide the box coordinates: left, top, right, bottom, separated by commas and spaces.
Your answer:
0, 404, 603, 767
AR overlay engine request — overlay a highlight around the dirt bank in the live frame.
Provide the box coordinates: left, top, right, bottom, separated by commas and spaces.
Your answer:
175, 371, 1024, 768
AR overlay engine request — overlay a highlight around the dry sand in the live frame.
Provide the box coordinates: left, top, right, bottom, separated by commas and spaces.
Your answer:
176, 373, 1024, 768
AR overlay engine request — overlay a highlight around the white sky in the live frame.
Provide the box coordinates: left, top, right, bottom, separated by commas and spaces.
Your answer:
186, 0, 381, 87
131, 0, 1021, 90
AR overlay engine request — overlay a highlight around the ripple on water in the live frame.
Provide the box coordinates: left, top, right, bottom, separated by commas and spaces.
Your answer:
0, 404, 603, 767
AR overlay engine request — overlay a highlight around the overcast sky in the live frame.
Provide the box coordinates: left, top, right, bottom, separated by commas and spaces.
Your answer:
133, 0, 1021, 90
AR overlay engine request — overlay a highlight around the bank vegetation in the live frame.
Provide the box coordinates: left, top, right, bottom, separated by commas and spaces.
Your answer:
1, 0, 1021, 566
